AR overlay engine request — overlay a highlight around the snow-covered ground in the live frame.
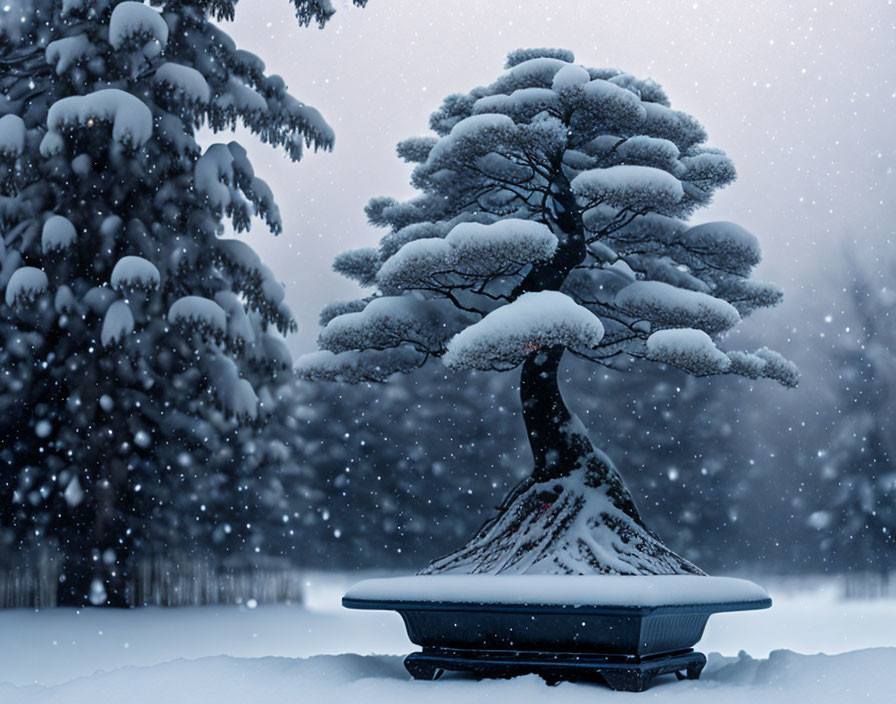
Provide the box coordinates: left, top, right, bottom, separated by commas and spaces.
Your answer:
0, 573, 893, 702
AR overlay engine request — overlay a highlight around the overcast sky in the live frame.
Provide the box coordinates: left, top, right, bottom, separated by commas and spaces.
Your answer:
221, 0, 895, 355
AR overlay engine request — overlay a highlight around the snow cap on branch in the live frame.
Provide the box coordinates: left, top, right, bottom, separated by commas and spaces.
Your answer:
101, 300, 135, 346
168, 296, 227, 335
727, 347, 799, 387
153, 63, 211, 104
446, 219, 557, 273
646, 328, 730, 375
681, 221, 761, 275
41, 215, 77, 253
443, 291, 605, 371
615, 280, 740, 334
319, 295, 473, 355
206, 356, 258, 421
318, 299, 367, 327
47, 89, 153, 149
378, 218, 557, 290
571, 165, 684, 211
296, 346, 426, 383
5, 267, 48, 307
0, 115, 26, 157
109, 2, 169, 56
45, 34, 94, 75
111, 256, 161, 292
505, 48, 575, 69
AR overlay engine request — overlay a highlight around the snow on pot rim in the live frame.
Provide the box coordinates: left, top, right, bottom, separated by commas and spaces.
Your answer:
343, 574, 771, 611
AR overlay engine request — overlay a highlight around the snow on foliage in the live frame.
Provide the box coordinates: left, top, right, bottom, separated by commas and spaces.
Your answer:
194, 144, 235, 208
0, 114, 25, 157
396, 136, 438, 163
446, 220, 557, 273
41, 215, 77, 253
213, 291, 255, 344
551, 63, 591, 90
376, 240, 449, 290
681, 221, 762, 274
45, 34, 93, 75
472, 87, 561, 122
47, 89, 153, 149
379, 222, 450, 260
110, 256, 161, 292
207, 356, 258, 421
505, 47, 576, 69
426, 113, 517, 165
490, 57, 570, 94
727, 347, 800, 388
101, 300, 135, 347
572, 165, 684, 211
153, 63, 211, 104
194, 143, 281, 232
641, 101, 707, 149
443, 291, 605, 371
378, 219, 557, 290
217, 77, 267, 113
82, 286, 116, 315
108, 2, 169, 56
307, 48, 797, 393
333, 247, 380, 287
54, 286, 77, 314
613, 135, 680, 171
5, 267, 48, 307
646, 328, 731, 375
167, 296, 227, 335
1, 0, 370, 603
319, 295, 474, 355
615, 280, 740, 334
295, 347, 426, 384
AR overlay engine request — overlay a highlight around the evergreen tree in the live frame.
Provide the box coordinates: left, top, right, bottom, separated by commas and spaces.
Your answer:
810, 255, 896, 573
284, 366, 528, 568
0, 0, 364, 605
299, 48, 798, 575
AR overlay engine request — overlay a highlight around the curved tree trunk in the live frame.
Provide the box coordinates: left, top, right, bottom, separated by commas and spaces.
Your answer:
422, 348, 703, 576
423, 171, 701, 575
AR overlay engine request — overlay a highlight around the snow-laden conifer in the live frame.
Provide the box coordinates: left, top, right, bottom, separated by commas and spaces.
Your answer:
300, 49, 798, 575
0, 0, 365, 605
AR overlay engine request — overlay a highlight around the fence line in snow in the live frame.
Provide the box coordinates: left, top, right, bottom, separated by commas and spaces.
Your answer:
0, 553, 305, 608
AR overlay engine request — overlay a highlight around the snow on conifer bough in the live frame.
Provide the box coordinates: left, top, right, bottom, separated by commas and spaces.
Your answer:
344, 575, 771, 691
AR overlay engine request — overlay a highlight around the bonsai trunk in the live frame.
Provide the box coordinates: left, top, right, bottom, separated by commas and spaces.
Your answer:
423, 347, 703, 576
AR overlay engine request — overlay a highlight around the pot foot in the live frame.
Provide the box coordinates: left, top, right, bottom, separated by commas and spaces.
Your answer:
402, 648, 707, 692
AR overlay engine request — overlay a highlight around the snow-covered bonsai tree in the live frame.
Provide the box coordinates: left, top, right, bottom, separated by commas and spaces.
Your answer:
0, 0, 364, 605
299, 48, 798, 575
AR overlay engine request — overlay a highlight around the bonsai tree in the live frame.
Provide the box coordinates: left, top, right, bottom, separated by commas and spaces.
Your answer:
0, 0, 365, 605
298, 48, 798, 575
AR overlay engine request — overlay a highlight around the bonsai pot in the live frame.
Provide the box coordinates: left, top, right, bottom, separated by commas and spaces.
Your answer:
343, 574, 771, 691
